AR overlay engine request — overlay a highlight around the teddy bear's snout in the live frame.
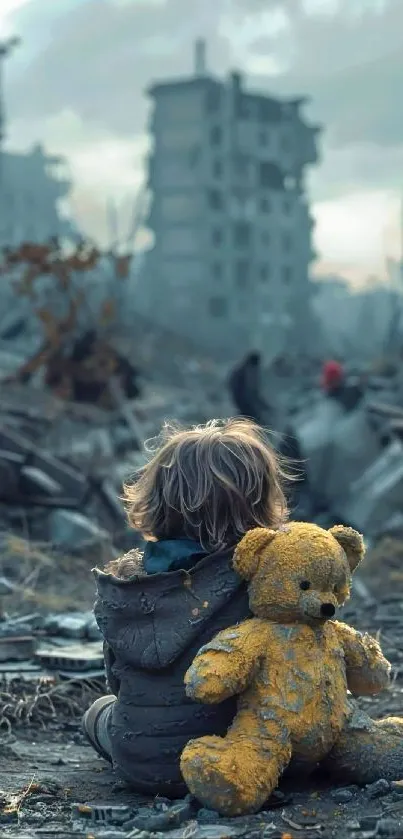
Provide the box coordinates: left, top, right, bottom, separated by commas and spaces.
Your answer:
301, 592, 338, 621
320, 602, 336, 618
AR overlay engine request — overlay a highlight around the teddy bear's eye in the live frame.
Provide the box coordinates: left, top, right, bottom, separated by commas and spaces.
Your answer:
300, 580, 311, 591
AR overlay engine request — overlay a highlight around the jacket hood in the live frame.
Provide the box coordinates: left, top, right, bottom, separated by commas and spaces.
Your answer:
142, 538, 206, 574
93, 542, 244, 671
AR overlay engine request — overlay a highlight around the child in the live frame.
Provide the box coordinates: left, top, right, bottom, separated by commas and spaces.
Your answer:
83, 419, 291, 797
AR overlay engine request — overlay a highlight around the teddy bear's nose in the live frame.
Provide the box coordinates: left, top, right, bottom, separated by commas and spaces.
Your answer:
320, 602, 336, 618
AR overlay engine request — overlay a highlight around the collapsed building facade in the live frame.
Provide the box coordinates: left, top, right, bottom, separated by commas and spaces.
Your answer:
0, 143, 78, 247
136, 40, 321, 359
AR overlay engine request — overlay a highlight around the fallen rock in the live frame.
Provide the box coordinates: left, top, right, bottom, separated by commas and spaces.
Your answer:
197, 808, 222, 823
128, 800, 194, 832
48, 509, 111, 550
331, 787, 355, 803
0, 634, 37, 662
43, 612, 92, 639
366, 779, 391, 799
391, 781, 403, 796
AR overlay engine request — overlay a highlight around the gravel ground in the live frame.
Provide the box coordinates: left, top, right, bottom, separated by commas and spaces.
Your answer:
0, 550, 402, 839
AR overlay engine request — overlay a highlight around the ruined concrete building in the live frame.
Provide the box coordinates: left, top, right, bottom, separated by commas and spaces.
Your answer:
0, 143, 78, 245
137, 41, 321, 359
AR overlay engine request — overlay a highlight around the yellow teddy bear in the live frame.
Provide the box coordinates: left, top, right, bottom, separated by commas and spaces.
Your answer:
180, 522, 403, 816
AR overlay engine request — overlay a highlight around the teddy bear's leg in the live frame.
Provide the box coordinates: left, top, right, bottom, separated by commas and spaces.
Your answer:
180, 709, 291, 817
323, 706, 403, 785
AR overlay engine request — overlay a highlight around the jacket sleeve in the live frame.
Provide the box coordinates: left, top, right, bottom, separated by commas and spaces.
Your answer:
103, 641, 120, 696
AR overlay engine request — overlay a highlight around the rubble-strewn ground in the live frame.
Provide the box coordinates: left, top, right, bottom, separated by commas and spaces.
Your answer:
2, 326, 403, 838
0, 547, 402, 839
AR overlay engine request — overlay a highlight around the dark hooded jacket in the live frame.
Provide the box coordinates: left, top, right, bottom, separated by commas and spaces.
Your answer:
93, 539, 250, 797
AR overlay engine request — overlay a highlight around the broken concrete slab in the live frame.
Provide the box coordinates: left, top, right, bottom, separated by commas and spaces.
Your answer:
323, 407, 381, 507
36, 641, 104, 672
19, 465, 63, 497
0, 660, 42, 675
43, 612, 94, 639
293, 397, 345, 487
48, 509, 111, 550
25, 448, 88, 503
0, 576, 15, 596
339, 439, 403, 534
0, 635, 37, 662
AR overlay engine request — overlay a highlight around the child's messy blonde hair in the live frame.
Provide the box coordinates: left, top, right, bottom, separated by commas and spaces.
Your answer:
121, 418, 292, 556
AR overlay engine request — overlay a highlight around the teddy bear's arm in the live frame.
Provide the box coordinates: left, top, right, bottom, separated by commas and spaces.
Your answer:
333, 621, 391, 696
184, 619, 264, 704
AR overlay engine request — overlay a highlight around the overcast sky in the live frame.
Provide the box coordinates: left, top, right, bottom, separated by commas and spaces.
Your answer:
0, 0, 402, 283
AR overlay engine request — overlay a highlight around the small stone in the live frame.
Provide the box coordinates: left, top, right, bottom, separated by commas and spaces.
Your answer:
0, 807, 18, 824
154, 796, 172, 810
331, 788, 354, 803
198, 808, 222, 823
131, 800, 193, 832
44, 613, 89, 639
391, 781, 403, 795
367, 779, 391, 799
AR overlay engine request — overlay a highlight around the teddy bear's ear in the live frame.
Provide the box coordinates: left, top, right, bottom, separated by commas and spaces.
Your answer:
233, 527, 277, 581
328, 525, 365, 572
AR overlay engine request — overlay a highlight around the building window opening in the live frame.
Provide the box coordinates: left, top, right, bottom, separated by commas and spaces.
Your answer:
212, 262, 223, 280
283, 266, 292, 284
260, 196, 271, 213
233, 221, 251, 248
212, 227, 223, 246
259, 161, 284, 189
209, 296, 227, 317
208, 189, 224, 211
234, 154, 250, 180
283, 233, 292, 252
260, 265, 269, 281
206, 87, 221, 114
259, 130, 268, 146
213, 159, 223, 178
235, 259, 249, 289
210, 125, 222, 146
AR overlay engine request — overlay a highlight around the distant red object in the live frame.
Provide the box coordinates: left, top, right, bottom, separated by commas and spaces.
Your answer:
321, 360, 344, 392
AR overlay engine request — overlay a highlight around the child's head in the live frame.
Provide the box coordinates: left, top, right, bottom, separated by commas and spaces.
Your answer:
123, 419, 291, 553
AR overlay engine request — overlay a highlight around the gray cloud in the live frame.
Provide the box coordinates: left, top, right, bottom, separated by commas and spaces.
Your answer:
248, 0, 403, 149
5, 0, 403, 221
7, 0, 232, 137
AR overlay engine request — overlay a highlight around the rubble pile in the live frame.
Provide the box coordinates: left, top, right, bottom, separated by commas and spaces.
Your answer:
286, 366, 403, 537
0, 607, 105, 685
1, 344, 403, 567
0, 388, 131, 554
0, 290, 403, 837
0, 326, 236, 554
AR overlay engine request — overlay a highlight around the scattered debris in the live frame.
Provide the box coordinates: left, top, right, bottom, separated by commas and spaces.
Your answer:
0, 269, 403, 838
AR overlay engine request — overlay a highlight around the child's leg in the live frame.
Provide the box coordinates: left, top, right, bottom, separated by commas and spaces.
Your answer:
82, 695, 116, 763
